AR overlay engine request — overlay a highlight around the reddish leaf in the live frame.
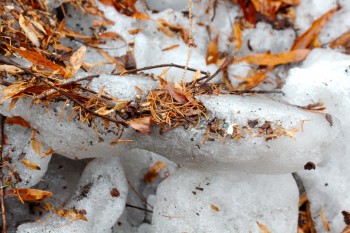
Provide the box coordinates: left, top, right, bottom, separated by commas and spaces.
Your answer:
5, 43, 65, 76
291, 7, 338, 50
127, 116, 152, 134
159, 78, 189, 104
5, 116, 30, 128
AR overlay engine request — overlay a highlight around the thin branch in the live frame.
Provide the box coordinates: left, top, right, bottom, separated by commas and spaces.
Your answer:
125, 203, 153, 213
0, 114, 7, 233
198, 55, 234, 87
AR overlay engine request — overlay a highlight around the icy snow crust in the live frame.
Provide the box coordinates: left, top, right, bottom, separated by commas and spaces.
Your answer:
3, 0, 350, 233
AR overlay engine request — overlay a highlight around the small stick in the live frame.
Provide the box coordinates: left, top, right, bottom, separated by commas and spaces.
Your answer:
0, 114, 7, 233
198, 55, 234, 87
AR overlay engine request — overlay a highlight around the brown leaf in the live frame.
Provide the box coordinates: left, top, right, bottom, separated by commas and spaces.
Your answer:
330, 30, 350, 49
128, 28, 143, 35
64, 46, 86, 79
235, 49, 310, 66
237, 0, 256, 25
31, 130, 42, 155
341, 225, 350, 233
251, 0, 282, 19
236, 68, 269, 90
98, 32, 126, 42
20, 159, 41, 170
5, 116, 30, 128
43, 148, 55, 158
127, 116, 152, 134
56, 208, 88, 221
162, 44, 180, 51
206, 35, 219, 65
9, 98, 19, 111
94, 106, 115, 115
144, 161, 167, 183
291, 7, 338, 50
257, 221, 271, 233
210, 204, 219, 212
132, 11, 151, 20
159, 78, 189, 104
6, 188, 53, 201
5, 43, 65, 76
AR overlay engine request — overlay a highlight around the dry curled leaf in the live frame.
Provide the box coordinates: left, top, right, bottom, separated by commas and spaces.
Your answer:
144, 161, 167, 183
159, 78, 189, 104
235, 49, 310, 66
210, 204, 219, 212
31, 130, 42, 155
233, 22, 243, 51
5, 116, 30, 128
64, 46, 86, 79
20, 159, 41, 170
6, 188, 53, 201
19, 14, 40, 47
291, 7, 338, 50
127, 116, 152, 134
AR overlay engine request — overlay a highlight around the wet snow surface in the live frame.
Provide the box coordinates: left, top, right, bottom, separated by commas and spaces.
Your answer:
2, 0, 350, 232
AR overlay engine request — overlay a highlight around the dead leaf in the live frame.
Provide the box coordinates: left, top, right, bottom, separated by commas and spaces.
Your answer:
128, 28, 143, 35
235, 49, 310, 66
162, 44, 180, 51
0, 65, 23, 74
20, 159, 41, 170
341, 225, 350, 233
43, 148, 55, 158
237, 0, 256, 25
206, 35, 219, 65
291, 7, 338, 50
330, 30, 350, 49
235, 68, 269, 90
210, 204, 219, 212
19, 14, 40, 47
5, 116, 30, 128
127, 116, 152, 134
143, 161, 167, 183
64, 46, 86, 79
94, 106, 114, 115
159, 78, 189, 104
31, 130, 42, 155
233, 22, 243, 51
132, 11, 151, 20
321, 209, 331, 231
6, 188, 53, 201
9, 98, 19, 111
5, 43, 65, 76
257, 221, 271, 233
56, 208, 88, 221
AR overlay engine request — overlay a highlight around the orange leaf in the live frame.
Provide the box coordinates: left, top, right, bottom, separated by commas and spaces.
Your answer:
127, 116, 152, 134
159, 78, 189, 104
235, 49, 310, 66
5, 43, 65, 76
132, 11, 151, 20
6, 188, 53, 201
257, 221, 271, 233
31, 130, 42, 155
236, 68, 270, 90
321, 209, 331, 231
233, 22, 243, 52
20, 159, 41, 170
330, 30, 350, 49
56, 208, 88, 221
210, 204, 219, 212
9, 98, 18, 111
5, 116, 30, 128
144, 161, 167, 183
206, 35, 219, 65
291, 7, 338, 50
43, 148, 55, 158
19, 14, 40, 47
64, 46, 86, 79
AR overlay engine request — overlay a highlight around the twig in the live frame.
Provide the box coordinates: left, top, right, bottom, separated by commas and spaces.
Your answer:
181, 0, 194, 80
0, 114, 7, 233
198, 55, 234, 87
125, 203, 153, 213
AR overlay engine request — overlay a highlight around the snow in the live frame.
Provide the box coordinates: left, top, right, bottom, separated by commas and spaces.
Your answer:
3, 0, 350, 232
152, 167, 299, 233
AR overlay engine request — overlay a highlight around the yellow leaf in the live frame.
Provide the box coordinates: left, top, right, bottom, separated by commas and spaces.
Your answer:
20, 159, 41, 170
